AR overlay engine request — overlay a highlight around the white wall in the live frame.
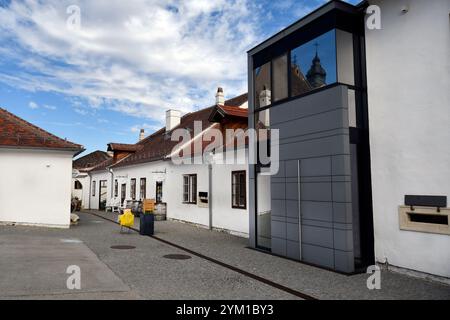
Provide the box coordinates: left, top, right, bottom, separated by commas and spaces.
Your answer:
89, 170, 111, 210
0, 148, 74, 228
72, 174, 90, 209
85, 154, 250, 236
366, 0, 450, 278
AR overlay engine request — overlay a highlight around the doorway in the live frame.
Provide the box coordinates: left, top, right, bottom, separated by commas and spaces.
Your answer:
99, 180, 107, 210
156, 181, 163, 203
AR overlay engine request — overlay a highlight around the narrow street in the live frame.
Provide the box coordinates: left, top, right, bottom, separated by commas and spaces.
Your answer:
1, 211, 448, 300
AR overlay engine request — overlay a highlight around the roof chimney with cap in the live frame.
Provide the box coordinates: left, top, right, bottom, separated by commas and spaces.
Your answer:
166, 109, 181, 131
215, 87, 225, 106
139, 129, 145, 141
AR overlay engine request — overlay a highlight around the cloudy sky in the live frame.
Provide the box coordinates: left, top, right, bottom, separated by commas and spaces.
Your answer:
0, 0, 358, 155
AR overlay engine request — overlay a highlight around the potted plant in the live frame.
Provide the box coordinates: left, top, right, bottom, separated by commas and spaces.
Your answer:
139, 210, 154, 236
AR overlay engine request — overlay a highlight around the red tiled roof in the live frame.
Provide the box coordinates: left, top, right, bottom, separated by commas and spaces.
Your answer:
0, 107, 84, 154
107, 143, 141, 152
73, 150, 111, 170
217, 105, 248, 118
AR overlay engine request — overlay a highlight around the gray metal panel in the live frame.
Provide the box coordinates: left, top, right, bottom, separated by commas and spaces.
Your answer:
268, 85, 355, 273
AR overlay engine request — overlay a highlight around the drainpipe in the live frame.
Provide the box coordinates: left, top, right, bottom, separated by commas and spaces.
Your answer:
208, 163, 213, 230
109, 168, 114, 204
87, 173, 92, 210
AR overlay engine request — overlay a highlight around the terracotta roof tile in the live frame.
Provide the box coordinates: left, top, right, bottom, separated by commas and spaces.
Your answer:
73, 150, 111, 170
0, 107, 84, 153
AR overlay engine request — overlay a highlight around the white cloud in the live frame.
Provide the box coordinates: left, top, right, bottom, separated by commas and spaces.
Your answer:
43, 104, 57, 110
0, 0, 260, 121
28, 101, 39, 109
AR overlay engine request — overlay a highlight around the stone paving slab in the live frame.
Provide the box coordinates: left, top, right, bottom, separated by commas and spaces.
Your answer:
0, 233, 130, 298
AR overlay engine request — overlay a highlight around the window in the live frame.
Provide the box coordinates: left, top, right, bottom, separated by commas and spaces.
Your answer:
114, 180, 118, 198
290, 29, 337, 97
156, 181, 163, 203
74, 181, 82, 190
130, 179, 136, 200
273, 54, 288, 102
254, 62, 271, 109
92, 181, 96, 196
140, 178, 146, 200
183, 174, 197, 204
232, 171, 246, 209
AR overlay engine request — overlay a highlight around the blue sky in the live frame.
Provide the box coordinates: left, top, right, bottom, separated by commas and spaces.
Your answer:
0, 0, 358, 156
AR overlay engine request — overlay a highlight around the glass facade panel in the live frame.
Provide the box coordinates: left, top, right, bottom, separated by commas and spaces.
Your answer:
336, 30, 355, 85
254, 62, 271, 109
256, 173, 271, 249
291, 30, 336, 96
272, 54, 288, 102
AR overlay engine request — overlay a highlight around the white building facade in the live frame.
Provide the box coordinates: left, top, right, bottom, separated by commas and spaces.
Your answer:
365, 0, 450, 280
85, 91, 250, 237
0, 108, 83, 228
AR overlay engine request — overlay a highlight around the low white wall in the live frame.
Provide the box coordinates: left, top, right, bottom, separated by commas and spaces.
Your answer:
0, 148, 74, 228
71, 174, 90, 209
366, 0, 450, 278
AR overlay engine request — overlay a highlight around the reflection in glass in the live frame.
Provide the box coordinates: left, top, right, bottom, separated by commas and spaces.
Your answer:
256, 173, 271, 249
337, 30, 355, 85
291, 30, 337, 96
273, 54, 288, 102
254, 62, 271, 109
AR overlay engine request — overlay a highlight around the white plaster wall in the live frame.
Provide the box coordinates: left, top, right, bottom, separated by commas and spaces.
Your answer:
112, 161, 168, 205
210, 151, 249, 236
166, 160, 210, 226
0, 148, 74, 228
89, 170, 111, 210
85, 153, 249, 236
71, 174, 90, 209
366, 0, 450, 278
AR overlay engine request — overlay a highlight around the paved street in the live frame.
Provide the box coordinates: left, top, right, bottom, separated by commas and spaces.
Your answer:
0, 210, 449, 300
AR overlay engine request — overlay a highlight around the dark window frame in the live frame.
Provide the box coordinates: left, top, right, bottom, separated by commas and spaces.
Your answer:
130, 178, 136, 200
140, 178, 146, 200
232, 171, 247, 209
74, 180, 82, 190
114, 179, 118, 198
92, 181, 96, 196
182, 174, 197, 204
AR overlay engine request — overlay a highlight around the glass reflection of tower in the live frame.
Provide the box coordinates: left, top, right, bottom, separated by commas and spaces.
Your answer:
306, 43, 327, 88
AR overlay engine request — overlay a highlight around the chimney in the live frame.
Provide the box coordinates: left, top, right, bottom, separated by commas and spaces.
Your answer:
215, 87, 225, 106
166, 109, 181, 131
139, 129, 145, 141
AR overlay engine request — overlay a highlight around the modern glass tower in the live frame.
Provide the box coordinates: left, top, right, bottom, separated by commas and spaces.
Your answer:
248, 0, 374, 273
